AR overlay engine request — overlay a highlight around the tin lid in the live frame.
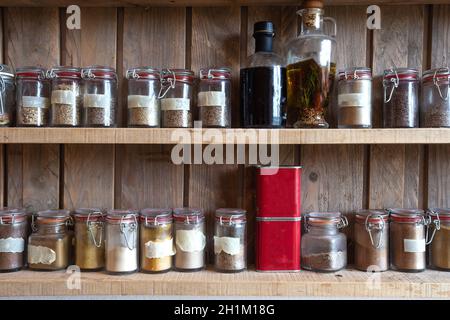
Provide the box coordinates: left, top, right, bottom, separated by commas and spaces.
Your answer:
199, 67, 231, 80
81, 65, 117, 80
16, 66, 48, 80
428, 208, 450, 221
106, 209, 138, 223
338, 67, 372, 80
0, 207, 27, 224
126, 67, 160, 80
355, 209, 389, 223
0, 65, 14, 81
48, 66, 81, 79
35, 209, 71, 224
215, 208, 246, 224
383, 68, 419, 81
73, 208, 106, 222
161, 68, 194, 84
173, 207, 204, 224
140, 208, 173, 224
388, 208, 425, 223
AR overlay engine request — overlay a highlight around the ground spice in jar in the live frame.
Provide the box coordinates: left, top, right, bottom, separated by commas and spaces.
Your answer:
128, 99, 159, 127
161, 100, 192, 128
421, 69, 450, 128
389, 209, 426, 272
428, 209, 450, 270
51, 83, 81, 126
0, 209, 28, 272
200, 105, 229, 128
302, 251, 347, 271
84, 97, 116, 127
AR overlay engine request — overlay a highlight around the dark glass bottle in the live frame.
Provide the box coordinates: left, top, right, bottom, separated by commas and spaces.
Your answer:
240, 21, 286, 128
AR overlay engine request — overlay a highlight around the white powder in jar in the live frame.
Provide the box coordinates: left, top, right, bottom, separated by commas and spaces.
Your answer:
106, 246, 137, 273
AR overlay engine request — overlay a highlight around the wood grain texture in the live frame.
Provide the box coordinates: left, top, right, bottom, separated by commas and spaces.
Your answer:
431, 5, 450, 68
0, 9, 4, 206
5, 8, 60, 211
428, 145, 450, 208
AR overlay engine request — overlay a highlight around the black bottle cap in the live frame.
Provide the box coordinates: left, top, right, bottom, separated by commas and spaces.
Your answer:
253, 21, 275, 37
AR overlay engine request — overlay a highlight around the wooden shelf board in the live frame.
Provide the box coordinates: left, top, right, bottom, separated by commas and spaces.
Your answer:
0, 269, 449, 298
0, 128, 448, 145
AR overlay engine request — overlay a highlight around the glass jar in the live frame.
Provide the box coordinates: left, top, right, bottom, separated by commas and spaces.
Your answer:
0, 65, 15, 126
301, 212, 348, 272
160, 69, 194, 128
427, 208, 450, 270
214, 208, 246, 273
126, 67, 161, 127
49, 66, 82, 127
28, 210, 72, 271
16, 67, 50, 127
105, 209, 138, 274
383, 68, 419, 128
198, 67, 231, 128
421, 68, 450, 127
140, 208, 175, 273
0, 208, 27, 272
354, 210, 389, 272
337, 67, 372, 128
389, 208, 427, 272
81, 66, 117, 127
173, 208, 205, 271
73, 208, 105, 271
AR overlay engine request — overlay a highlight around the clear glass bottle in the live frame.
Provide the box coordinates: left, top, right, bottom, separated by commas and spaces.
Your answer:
0, 208, 28, 272
28, 210, 72, 271
74, 208, 106, 271
48, 66, 82, 127
105, 209, 138, 274
241, 21, 286, 128
0, 65, 15, 127
140, 208, 175, 273
389, 208, 427, 272
337, 67, 372, 128
198, 67, 231, 128
160, 69, 194, 128
286, 4, 337, 128
301, 212, 348, 272
421, 68, 450, 128
383, 68, 419, 128
427, 208, 450, 270
81, 65, 117, 127
126, 67, 161, 127
173, 208, 205, 272
354, 210, 389, 272
16, 67, 50, 127
214, 208, 246, 273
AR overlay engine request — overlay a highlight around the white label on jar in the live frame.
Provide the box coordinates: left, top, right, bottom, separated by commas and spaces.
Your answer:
51, 90, 76, 105
176, 229, 206, 252
145, 238, 176, 259
161, 98, 190, 111
28, 245, 56, 265
0, 237, 25, 253
83, 94, 111, 109
338, 93, 371, 107
22, 96, 50, 108
213, 236, 241, 255
128, 95, 158, 110
198, 91, 226, 107
404, 239, 426, 253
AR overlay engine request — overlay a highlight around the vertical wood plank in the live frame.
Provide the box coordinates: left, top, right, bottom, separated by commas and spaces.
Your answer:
0, 9, 4, 206
62, 8, 117, 209
118, 7, 186, 209
431, 5, 450, 68
5, 8, 60, 211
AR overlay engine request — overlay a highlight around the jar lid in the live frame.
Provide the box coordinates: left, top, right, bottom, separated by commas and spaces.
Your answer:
338, 67, 372, 80
161, 68, 194, 84
355, 209, 389, 223
383, 68, 419, 81
140, 208, 173, 224
73, 208, 106, 222
422, 68, 450, 83
0, 207, 27, 224
48, 66, 81, 79
16, 66, 48, 80
0, 65, 14, 81
199, 67, 231, 80
81, 65, 117, 80
428, 208, 450, 221
173, 207, 204, 224
35, 209, 71, 224
106, 209, 138, 223
215, 208, 246, 223
126, 67, 160, 80
305, 212, 344, 226
388, 208, 425, 222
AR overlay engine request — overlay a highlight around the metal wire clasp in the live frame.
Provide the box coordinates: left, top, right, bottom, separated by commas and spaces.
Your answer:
425, 210, 441, 245
158, 69, 176, 99
87, 211, 104, 248
120, 214, 137, 250
384, 68, 400, 103
365, 214, 385, 249
81, 68, 95, 79
433, 67, 450, 101
337, 216, 348, 229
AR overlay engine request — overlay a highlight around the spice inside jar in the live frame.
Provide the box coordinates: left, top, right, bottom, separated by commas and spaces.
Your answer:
74, 208, 105, 271
105, 210, 138, 274
214, 208, 246, 273
0, 65, 15, 127
28, 210, 72, 271
0, 208, 28, 272
421, 68, 450, 128
427, 208, 450, 270
174, 208, 205, 272
354, 210, 389, 272
140, 208, 175, 273
389, 208, 427, 272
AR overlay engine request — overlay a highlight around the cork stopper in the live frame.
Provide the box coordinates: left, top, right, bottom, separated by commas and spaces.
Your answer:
302, 0, 324, 9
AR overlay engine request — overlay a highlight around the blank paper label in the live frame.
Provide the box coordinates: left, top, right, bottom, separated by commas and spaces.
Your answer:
28, 245, 56, 265
404, 239, 425, 253
176, 230, 206, 252
83, 94, 110, 109
145, 238, 175, 259
198, 91, 226, 107
128, 95, 158, 110
0, 237, 25, 253
51, 90, 76, 105
338, 93, 370, 107
161, 98, 190, 111
214, 236, 241, 255
22, 96, 50, 108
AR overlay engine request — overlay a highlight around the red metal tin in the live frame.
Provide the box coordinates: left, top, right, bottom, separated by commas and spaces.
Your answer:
256, 217, 301, 272
256, 166, 302, 217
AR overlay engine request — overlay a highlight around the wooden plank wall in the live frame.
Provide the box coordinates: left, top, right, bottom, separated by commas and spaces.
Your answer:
0, 5, 449, 264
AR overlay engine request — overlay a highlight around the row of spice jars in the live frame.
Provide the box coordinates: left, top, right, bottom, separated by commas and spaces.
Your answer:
337, 67, 450, 128
126, 67, 231, 128
0, 207, 247, 274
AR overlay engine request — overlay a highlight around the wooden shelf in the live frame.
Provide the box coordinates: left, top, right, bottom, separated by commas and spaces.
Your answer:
0, 269, 449, 298
0, 128, 448, 145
